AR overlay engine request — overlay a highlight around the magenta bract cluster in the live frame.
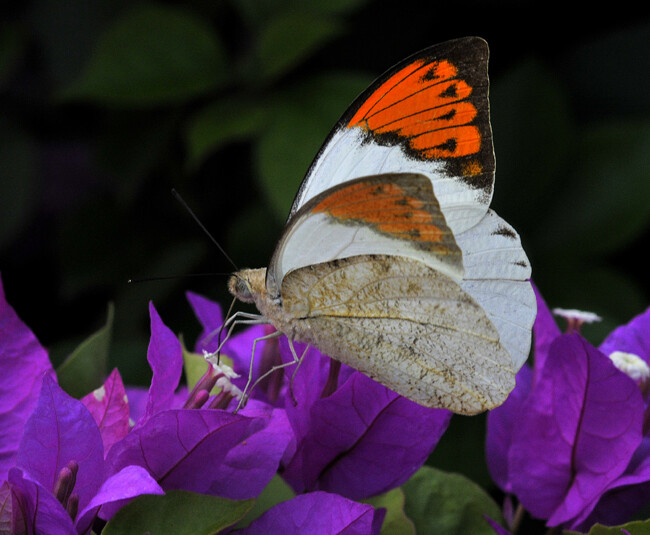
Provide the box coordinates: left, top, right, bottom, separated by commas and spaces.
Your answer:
4, 271, 650, 534
487, 285, 650, 531
0, 276, 451, 534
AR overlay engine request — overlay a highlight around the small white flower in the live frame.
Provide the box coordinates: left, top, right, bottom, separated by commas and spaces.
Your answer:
553, 308, 602, 324
216, 376, 243, 400
203, 350, 220, 366
218, 363, 239, 379
609, 351, 650, 381
202, 351, 240, 379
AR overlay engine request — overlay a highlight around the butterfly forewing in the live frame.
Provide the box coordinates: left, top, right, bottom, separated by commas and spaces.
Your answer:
266, 173, 463, 297
290, 36, 494, 236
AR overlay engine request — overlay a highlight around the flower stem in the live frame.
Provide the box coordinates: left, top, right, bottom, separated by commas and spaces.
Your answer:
510, 502, 525, 533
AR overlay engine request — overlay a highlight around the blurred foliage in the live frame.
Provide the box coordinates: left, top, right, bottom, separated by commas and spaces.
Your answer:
1, 2, 649, 531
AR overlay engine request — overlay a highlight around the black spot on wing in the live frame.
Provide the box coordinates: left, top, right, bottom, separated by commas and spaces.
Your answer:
492, 225, 517, 239
439, 81, 459, 99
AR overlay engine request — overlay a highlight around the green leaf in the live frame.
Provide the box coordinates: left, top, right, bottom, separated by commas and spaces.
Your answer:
536, 120, 650, 256
566, 519, 650, 534
364, 487, 415, 535
401, 466, 503, 535
183, 342, 210, 391
57, 303, 113, 398
61, 3, 228, 106
185, 97, 270, 169
102, 490, 254, 535
254, 72, 371, 219
255, 102, 321, 220
236, 474, 295, 528
255, 11, 344, 81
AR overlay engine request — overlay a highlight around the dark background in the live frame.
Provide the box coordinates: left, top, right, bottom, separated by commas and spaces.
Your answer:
1, 0, 649, 519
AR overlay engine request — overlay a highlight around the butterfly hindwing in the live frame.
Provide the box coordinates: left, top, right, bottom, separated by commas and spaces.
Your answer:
455, 210, 536, 369
280, 254, 515, 414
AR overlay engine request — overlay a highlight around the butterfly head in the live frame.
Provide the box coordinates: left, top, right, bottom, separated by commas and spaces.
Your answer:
228, 268, 266, 304
228, 267, 294, 336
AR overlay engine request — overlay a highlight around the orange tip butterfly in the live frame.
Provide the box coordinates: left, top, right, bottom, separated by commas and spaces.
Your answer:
228, 36, 536, 415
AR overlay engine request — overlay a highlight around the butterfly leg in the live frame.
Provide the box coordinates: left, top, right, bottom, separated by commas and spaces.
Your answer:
213, 311, 268, 354
234, 337, 311, 412
199, 311, 269, 365
287, 341, 310, 405
235, 329, 284, 413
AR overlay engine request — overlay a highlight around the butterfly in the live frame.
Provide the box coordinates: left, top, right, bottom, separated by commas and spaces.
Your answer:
227, 36, 536, 415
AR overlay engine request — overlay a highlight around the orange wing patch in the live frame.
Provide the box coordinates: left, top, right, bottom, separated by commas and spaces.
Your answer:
346, 57, 482, 160
461, 159, 483, 177
312, 179, 444, 244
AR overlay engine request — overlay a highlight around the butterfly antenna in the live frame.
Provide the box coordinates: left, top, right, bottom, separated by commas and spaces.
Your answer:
171, 188, 238, 271
128, 273, 229, 284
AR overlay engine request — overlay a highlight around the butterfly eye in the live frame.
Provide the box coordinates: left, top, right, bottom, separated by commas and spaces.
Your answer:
228, 274, 254, 303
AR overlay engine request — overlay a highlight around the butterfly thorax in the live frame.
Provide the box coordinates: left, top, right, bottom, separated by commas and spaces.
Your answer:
228, 268, 302, 339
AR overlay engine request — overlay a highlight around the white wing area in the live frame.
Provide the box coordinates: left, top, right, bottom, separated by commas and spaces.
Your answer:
456, 210, 536, 370
291, 128, 492, 235
268, 211, 464, 295
275, 168, 535, 374
272, 205, 536, 372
